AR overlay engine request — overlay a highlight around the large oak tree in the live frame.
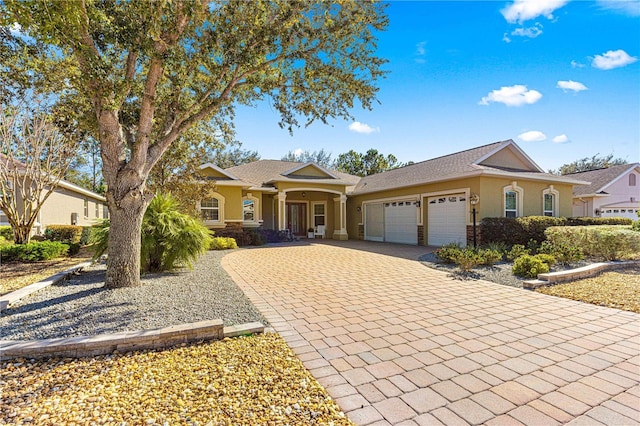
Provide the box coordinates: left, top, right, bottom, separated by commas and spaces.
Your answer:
2, 0, 387, 288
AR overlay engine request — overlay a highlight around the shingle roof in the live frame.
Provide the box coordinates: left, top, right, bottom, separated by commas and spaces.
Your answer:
567, 163, 640, 196
225, 160, 360, 188
352, 140, 587, 195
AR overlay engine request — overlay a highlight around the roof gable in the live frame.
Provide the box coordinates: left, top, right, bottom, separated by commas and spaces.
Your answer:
569, 163, 640, 197
475, 140, 542, 172
282, 162, 338, 179
198, 163, 240, 180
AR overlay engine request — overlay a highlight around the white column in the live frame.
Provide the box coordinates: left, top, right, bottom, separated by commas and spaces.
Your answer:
277, 192, 287, 231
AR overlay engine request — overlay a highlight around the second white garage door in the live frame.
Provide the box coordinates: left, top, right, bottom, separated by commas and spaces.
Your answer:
384, 201, 418, 245
427, 194, 467, 246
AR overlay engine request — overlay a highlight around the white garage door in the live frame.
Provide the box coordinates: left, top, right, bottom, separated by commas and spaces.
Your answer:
427, 194, 467, 246
365, 203, 384, 242
384, 201, 418, 245
601, 208, 639, 220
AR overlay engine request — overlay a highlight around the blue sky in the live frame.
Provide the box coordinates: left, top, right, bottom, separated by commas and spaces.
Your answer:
234, 0, 640, 171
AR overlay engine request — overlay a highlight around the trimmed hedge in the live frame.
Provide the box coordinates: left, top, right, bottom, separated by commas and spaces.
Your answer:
0, 240, 69, 262
481, 216, 634, 247
545, 225, 640, 261
44, 225, 84, 244
213, 228, 290, 246
209, 237, 238, 250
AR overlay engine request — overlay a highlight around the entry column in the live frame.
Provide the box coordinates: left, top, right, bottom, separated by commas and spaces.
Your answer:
277, 192, 287, 231
332, 194, 348, 240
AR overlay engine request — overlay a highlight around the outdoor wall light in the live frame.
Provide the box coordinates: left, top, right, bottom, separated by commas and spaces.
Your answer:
356, 206, 362, 212
301, 192, 306, 198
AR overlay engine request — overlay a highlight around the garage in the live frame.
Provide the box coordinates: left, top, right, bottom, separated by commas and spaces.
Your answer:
384, 201, 418, 244
427, 194, 467, 246
600, 207, 639, 220
364, 201, 418, 245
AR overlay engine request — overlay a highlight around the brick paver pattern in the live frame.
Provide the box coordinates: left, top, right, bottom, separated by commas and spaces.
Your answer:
222, 240, 640, 425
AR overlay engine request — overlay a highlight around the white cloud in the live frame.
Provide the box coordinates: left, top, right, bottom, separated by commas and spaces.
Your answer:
571, 60, 585, 68
479, 85, 543, 107
293, 148, 303, 156
596, 0, 640, 17
557, 80, 588, 92
511, 23, 543, 38
348, 121, 379, 134
9, 23, 23, 36
592, 49, 638, 70
552, 134, 569, 143
416, 41, 427, 56
518, 130, 547, 142
501, 0, 568, 24
502, 33, 512, 43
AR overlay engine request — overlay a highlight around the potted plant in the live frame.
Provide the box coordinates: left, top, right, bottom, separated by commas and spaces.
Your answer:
307, 227, 315, 239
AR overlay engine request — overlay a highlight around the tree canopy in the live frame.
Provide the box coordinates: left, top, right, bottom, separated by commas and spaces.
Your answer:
550, 154, 628, 175
334, 148, 402, 177
281, 149, 333, 168
1, 0, 388, 287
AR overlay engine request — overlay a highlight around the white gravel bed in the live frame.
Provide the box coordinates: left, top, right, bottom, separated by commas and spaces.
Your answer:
0, 250, 268, 341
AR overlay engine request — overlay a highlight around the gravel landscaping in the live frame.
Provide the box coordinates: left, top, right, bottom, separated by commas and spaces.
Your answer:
1, 333, 353, 425
0, 250, 268, 341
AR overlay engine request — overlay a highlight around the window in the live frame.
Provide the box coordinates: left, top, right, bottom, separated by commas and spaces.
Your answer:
84, 199, 89, 217
313, 202, 326, 226
505, 191, 517, 218
630, 174, 637, 186
543, 193, 554, 216
503, 182, 523, 218
243, 199, 254, 221
200, 198, 219, 221
542, 186, 559, 217
103, 204, 109, 219
95, 202, 99, 218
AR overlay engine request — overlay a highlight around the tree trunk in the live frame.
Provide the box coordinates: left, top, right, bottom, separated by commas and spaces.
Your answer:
13, 225, 31, 244
104, 194, 146, 288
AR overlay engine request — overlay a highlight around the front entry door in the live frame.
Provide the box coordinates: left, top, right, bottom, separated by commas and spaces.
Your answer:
287, 203, 307, 236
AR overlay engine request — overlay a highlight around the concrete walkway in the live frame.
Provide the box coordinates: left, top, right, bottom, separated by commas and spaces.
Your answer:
222, 241, 640, 425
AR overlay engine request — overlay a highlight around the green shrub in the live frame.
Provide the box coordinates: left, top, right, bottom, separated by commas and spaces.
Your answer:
512, 254, 550, 278
210, 237, 238, 250
632, 219, 640, 232
91, 193, 213, 273
44, 225, 84, 244
484, 241, 508, 257
480, 217, 526, 246
434, 243, 463, 264
477, 248, 503, 266
0, 225, 12, 240
454, 249, 482, 272
0, 240, 69, 262
534, 253, 556, 267
566, 217, 633, 226
79, 226, 93, 245
538, 241, 583, 265
507, 244, 530, 261
518, 216, 567, 244
545, 225, 640, 261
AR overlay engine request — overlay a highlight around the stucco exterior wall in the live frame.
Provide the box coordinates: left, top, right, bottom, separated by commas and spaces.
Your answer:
594, 170, 640, 210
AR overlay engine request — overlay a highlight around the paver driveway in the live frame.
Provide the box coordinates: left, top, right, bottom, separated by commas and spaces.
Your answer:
222, 241, 640, 425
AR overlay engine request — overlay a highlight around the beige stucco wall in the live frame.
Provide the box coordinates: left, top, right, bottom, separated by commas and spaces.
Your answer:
346, 175, 575, 245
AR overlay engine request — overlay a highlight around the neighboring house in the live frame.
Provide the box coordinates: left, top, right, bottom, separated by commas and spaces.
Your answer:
198, 139, 588, 246
568, 163, 640, 219
0, 156, 106, 235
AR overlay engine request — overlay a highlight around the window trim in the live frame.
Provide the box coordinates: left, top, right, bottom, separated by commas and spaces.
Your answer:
542, 186, 560, 217
312, 201, 327, 227
503, 182, 523, 218
630, 173, 637, 186
199, 193, 225, 224
83, 199, 89, 218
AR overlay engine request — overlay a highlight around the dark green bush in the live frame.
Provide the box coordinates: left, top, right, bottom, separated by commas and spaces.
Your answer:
512, 254, 550, 278
210, 237, 238, 250
44, 225, 83, 244
0, 240, 69, 262
480, 217, 526, 246
91, 193, 213, 273
518, 216, 567, 244
545, 225, 640, 261
79, 226, 93, 245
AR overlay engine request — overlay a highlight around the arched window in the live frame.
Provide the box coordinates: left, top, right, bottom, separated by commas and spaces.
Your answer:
242, 193, 260, 223
630, 174, 637, 186
503, 182, 523, 218
542, 186, 560, 217
199, 193, 225, 223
